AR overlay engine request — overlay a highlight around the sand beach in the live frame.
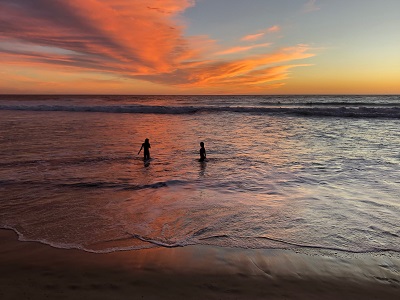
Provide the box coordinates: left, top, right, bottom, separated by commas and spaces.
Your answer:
1, 229, 399, 299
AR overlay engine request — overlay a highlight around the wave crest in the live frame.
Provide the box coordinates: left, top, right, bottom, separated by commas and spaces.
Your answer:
1, 104, 400, 118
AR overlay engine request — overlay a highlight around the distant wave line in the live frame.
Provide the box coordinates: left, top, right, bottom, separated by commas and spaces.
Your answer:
1, 104, 400, 118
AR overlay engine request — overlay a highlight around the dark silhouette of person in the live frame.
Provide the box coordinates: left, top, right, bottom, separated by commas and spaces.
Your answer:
199, 142, 206, 162
138, 138, 151, 160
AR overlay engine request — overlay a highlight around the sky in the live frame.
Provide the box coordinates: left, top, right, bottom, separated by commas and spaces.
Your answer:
0, 0, 399, 95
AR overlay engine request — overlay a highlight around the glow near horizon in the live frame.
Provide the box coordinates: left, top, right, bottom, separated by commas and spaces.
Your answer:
0, 0, 399, 95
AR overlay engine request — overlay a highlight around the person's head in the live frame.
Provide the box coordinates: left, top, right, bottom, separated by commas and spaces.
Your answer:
145, 138, 149, 143
200, 142, 204, 147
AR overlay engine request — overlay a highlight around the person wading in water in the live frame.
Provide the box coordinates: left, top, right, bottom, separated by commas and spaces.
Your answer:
199, 142, 206, 162
138, 138, 151, 160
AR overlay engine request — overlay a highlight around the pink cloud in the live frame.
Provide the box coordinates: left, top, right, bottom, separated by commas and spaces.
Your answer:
267, 25, 281, 33
138, 44, 315, 90
240, 25, 281, 41
0, 1, 314, 93
0, 0, 197, 74
215, 43, 272, 55
241, 33, 266, 42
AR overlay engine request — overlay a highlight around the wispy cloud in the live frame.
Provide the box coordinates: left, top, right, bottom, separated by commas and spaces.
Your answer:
267, 25, 281, 33
241, 25, 281, 42
303, 0, 320, 13
138, 44, 315, 90
0, 0, 197, 74
215, 43, 272, 55
0, 1, 314, 93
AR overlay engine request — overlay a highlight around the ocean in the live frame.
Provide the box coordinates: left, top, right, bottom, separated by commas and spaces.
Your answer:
0, 95, 399, 254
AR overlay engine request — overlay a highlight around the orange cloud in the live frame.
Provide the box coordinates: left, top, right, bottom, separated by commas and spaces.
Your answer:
0, 1, 314, 93
138, 45, 315, 90
241, 33, 266, 42
0, 0, 196, 74
215, 43, 272, 55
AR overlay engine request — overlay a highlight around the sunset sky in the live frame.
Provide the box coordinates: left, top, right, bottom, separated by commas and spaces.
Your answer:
1, 0, 399, 95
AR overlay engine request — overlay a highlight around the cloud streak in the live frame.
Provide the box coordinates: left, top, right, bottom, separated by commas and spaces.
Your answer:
0, 1, 314, 93
138, 45, 314, 89
241, 25, 281, 42
0, 0, 196, 73
215, 43, 272, 56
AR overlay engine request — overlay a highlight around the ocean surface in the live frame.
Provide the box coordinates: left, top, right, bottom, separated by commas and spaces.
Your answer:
0, 95, 399, 254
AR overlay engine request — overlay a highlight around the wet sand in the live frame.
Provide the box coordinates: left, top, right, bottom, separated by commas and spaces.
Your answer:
0, 229, 399, 299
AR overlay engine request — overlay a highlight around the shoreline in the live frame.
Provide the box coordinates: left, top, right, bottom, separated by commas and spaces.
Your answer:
1, 229, 399, 299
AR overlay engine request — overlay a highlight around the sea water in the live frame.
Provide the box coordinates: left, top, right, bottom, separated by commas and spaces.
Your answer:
0, 95, 399, 253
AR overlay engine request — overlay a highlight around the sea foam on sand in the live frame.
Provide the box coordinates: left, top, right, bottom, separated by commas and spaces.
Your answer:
0, 229, 399, 299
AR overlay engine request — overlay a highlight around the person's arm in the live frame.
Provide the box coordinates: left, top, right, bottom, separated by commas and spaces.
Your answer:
138, 145, 143, 154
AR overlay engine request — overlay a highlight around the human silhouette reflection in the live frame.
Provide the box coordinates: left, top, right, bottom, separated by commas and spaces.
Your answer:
144, 159, 151, 167
199, 160, 206, 177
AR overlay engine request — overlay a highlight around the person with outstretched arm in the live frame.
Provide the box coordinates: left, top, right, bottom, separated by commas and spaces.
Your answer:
138, 138, 151, 160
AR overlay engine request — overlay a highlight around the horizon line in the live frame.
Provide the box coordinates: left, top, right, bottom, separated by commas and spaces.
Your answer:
1, 93, 399, 97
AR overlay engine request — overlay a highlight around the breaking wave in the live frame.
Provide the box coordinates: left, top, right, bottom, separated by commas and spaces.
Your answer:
1, 103, 400, 118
